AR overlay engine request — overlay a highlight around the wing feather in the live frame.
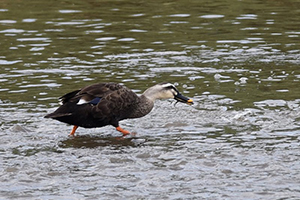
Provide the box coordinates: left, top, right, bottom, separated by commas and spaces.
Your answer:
45, 82, 140, 128
61, 83, 124, 105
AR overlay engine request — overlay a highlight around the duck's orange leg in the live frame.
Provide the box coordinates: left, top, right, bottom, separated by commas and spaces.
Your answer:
116, 126, 131, 136
69, 125, 78, 136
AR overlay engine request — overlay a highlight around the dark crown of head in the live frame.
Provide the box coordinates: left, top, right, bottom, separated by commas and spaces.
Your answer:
160, 83, 179, 93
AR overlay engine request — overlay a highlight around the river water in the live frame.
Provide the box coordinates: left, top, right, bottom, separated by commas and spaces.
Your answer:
1, 0, 300, 199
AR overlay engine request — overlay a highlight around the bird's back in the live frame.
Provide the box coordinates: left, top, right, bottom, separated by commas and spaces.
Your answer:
45, 83, 140, 128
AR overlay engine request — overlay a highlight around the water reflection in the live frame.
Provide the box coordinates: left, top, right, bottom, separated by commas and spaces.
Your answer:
59, 135, 145, 149
0, 0, 299, 106
1, 0, 300, 199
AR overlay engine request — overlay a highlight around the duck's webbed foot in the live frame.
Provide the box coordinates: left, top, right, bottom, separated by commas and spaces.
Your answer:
116, 126, 136, 137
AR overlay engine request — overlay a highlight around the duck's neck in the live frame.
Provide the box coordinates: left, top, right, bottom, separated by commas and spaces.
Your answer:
128, 95, 154, 119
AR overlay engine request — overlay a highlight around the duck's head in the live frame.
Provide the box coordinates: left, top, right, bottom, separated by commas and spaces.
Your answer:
143, 82, 193, 105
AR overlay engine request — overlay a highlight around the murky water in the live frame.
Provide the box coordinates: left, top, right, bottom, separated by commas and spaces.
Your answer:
1, 0, 300, 199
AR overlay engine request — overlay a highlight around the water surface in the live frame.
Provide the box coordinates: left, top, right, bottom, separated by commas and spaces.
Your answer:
0, 0, 300, 199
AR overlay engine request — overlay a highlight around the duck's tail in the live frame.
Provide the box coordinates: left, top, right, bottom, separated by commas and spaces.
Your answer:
44, 112, 72, 119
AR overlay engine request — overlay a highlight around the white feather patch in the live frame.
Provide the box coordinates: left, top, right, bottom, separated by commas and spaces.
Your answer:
161, 83, 178, 95
77, 98, 88, 105
161, 83, 174, 88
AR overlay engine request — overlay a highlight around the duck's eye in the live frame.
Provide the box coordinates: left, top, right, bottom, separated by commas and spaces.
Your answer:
165, 85, 178, 92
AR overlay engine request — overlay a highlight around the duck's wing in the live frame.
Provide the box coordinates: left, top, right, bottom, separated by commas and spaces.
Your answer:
59, 82, 125, 105
92, 83, 140, 122
45, 83, 140, 128
46, 83, 126, 119
59, 90, 81, 104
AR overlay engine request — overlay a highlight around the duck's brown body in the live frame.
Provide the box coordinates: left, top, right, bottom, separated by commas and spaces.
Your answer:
45, 82, 193, 136
45, 83, 153, 128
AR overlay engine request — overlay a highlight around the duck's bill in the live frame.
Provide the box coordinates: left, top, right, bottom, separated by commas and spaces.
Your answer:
174, 93, 194, 105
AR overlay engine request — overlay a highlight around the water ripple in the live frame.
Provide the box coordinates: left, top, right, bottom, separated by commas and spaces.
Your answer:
199, 14, 225, 19
0, 60, 22, 65
1, 0, 300, 199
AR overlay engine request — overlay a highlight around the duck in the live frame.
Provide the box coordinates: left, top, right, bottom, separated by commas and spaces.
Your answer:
45, 82, 193, 136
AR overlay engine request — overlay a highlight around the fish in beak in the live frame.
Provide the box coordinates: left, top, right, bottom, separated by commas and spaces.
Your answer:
174, 93, 194, 105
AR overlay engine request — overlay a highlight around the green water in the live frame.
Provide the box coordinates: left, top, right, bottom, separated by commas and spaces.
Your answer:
0, 0, 300, 199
